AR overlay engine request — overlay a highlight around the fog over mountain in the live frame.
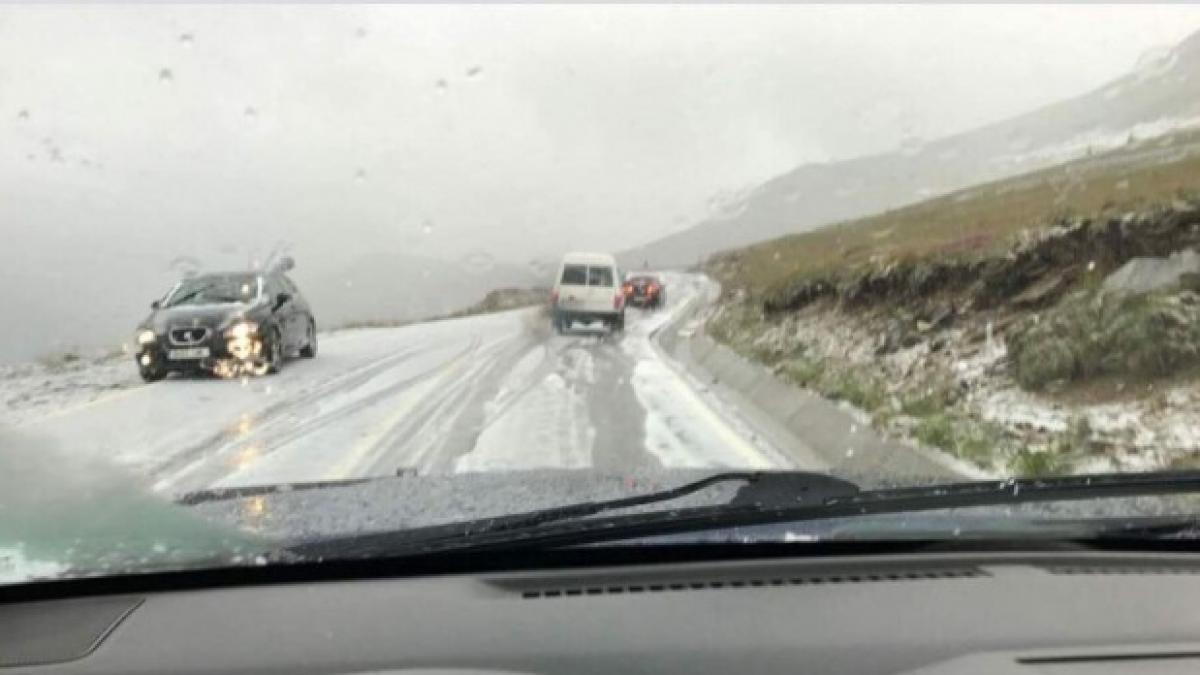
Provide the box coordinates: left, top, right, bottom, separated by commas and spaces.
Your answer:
2, 5, 1199, 361
621, 28, 1200, 269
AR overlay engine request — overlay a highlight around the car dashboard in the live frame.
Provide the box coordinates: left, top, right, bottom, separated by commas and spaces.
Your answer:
4, 547, 1200, 674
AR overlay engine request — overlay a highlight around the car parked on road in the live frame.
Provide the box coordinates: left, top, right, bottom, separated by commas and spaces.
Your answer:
550, 252, 625, 334
623, 274, 666, 309
133, 259, 317, 381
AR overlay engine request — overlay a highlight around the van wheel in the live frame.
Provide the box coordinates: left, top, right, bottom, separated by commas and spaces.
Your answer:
613, 312, 625, 332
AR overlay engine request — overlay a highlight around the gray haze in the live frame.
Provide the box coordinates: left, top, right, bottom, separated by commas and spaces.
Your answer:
2, 4, 1200, 361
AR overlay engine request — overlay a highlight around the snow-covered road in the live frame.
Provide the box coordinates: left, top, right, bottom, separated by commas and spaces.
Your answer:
8, 274, 797, 496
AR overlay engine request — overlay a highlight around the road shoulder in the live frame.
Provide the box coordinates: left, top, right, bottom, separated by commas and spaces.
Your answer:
657, 277, 969, 486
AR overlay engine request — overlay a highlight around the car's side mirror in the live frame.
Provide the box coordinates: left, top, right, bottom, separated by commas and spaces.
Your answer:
274, 292, 292, 310
150, 300, 161, 310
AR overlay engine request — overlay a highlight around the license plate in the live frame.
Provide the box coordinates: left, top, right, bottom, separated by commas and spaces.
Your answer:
168, 347, 210, 360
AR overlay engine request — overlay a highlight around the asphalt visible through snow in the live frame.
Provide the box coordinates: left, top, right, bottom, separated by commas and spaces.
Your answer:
12, 273, 802, 497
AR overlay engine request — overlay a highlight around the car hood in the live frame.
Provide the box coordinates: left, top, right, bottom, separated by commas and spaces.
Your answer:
180, 469, 1181, 546
142, 301, 267, 333
6, 468, 1191, 586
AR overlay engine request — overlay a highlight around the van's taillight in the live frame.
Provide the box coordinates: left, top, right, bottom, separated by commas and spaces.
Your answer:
550, 290, 559, 304
614, 292, 624, 309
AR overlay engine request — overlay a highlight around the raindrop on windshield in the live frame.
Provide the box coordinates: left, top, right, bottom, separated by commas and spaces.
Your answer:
355, 26, 368, 39
244, 106, 258, 119
421, 220, 435, 235
898, 135, 925, 157
460, 251, 496, 275
466, 65, 483, 78
527, 258, 551, 277
16, 108, 30, 121
179, 32, 194, 46
355, 168, 367, 181
435, 78, 448, 93
158, 67, 174, 83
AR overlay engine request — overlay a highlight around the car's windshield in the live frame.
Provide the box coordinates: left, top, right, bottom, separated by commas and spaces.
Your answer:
5, 3, 1200, 585
561, 264, 588, 285
162, 275, 261, 307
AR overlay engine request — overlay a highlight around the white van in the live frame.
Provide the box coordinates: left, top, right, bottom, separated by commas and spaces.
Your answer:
551, 252, 625, 333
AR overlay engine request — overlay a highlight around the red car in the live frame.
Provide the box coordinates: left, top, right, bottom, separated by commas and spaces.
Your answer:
622, 275, 666, 309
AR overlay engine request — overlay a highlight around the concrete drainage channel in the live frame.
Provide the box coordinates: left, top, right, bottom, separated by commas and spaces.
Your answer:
655, 282, 967, 487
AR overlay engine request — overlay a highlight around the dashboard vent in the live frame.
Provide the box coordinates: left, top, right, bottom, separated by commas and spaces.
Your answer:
514, 568, 986, 599
1043, 565, 1200, 576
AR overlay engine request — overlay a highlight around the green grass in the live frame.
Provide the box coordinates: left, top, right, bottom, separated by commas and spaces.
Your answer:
777, 356, 827, 388
914, 413, 956, 450
1008, 289, 1200, 389
1011, 447, 1064, 477
913, 412, 1010, 469
820, 370, 887, 412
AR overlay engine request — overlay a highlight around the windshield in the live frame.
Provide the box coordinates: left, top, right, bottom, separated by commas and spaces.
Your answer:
5, 3, 1200, 585
162, 275, 261, 307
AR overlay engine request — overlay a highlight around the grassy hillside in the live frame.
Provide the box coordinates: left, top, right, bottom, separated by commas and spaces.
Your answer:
703, 126, 1200, 477
709, 127, 1200, 300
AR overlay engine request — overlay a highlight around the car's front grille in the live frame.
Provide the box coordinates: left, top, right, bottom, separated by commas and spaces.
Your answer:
168, 327, 212, 346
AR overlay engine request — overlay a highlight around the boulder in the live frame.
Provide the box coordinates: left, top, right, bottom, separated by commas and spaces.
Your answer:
1102, 248, 1200, 294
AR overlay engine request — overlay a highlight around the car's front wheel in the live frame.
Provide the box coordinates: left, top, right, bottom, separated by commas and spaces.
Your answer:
139, 365, 167, 383
263, 329, 284, 374
299, 319, 318, 358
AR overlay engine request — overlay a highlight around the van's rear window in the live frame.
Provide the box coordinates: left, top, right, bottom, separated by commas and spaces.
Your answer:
561, 264, 588, 285
588, 266, 614, 287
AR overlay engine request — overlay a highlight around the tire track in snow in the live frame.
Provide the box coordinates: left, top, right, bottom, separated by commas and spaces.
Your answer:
154, 338, 485, 494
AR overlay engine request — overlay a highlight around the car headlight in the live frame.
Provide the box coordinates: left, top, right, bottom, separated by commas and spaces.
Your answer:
224, 321, 258, 340
136, 330, 157, 345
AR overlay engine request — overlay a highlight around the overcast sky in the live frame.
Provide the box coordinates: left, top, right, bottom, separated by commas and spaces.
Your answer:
3, 3, 1200, 272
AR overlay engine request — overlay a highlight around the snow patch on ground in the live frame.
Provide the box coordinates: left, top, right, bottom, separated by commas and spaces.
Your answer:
990, 115, 1200, 170
456, 370, 594, 473
1, 356, 139, 428
625, 273, 785, 470
632, 358, 774, 470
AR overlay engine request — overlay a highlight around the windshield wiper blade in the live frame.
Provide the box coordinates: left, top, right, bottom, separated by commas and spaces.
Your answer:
286, 471, 855, 558
163, 284, 213, 307
286, 470, 1200, 560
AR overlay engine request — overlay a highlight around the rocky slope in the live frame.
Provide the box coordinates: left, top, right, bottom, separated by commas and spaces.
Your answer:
706, 194, 1200, 477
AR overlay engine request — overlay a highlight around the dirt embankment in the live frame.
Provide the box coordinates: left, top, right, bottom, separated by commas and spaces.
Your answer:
707, 199, 1200, 476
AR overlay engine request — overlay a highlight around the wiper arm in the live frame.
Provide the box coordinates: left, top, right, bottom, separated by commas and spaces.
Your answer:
286, 470, 1200, 560
163, 284, 213, 307
470, 471, 857, 533
287, 471, 855, 558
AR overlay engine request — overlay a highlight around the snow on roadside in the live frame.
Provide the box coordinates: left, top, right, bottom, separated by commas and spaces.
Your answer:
0, 355, 139, 428
455, 369, 594, 473
624, 272, 787, 470
455, 341, 600, 474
